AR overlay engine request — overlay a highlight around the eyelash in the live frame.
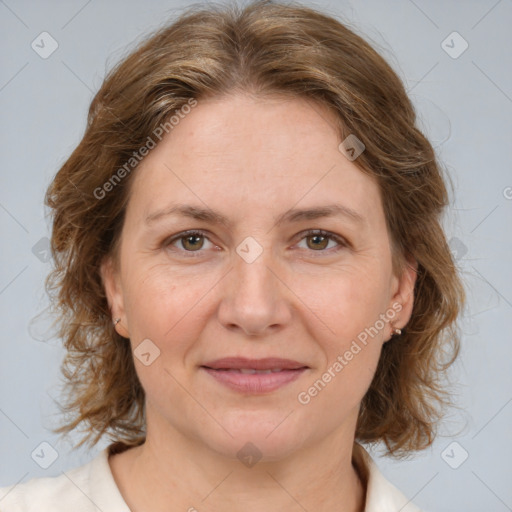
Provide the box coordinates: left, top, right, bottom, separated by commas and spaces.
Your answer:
162, 229, 348, 257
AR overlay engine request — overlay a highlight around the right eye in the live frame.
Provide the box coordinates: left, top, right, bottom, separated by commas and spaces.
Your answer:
163, 230, 216, 255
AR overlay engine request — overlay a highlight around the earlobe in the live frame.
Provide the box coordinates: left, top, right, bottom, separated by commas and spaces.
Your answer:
100, 256, 130, 338
387, 256, 418, 339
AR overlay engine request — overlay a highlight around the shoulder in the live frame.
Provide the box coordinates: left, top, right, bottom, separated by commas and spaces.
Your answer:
0, 447, 130, 512
353, 443, 422, 512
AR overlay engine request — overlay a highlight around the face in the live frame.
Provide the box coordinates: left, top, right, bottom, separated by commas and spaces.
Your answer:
101, 93, 417, 460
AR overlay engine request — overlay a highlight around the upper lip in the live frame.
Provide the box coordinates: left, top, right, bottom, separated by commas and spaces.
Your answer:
201, 357, 308, 371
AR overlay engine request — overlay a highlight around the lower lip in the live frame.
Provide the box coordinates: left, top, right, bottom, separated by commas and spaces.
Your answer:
201, 367, 307, 394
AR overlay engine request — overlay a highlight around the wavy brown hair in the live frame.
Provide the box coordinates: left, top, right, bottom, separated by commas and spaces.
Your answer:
45, 0, 465, 457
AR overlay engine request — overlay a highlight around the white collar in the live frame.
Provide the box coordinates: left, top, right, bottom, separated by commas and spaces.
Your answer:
352, 442, 422, 511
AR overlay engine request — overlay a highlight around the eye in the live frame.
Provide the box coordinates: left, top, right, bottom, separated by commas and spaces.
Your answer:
295, 229, 347, 253
163, 230, 215, 255
162, 228, 348, 257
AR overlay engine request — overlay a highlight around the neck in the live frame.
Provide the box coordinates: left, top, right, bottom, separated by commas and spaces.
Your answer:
109, 418, 366, 512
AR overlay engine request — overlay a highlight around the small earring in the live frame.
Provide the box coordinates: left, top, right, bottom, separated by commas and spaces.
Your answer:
392, 327, 402, 336
113, 317, 121, 326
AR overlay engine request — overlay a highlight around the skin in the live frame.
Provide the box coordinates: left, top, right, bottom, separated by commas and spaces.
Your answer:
101, 92, 417, 512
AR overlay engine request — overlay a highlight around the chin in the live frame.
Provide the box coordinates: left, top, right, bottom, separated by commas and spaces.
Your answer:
197, 409, 313, 462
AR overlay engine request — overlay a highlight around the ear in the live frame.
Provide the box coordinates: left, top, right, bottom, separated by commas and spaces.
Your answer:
386, 254, 418, 341
100, 255, 130, 338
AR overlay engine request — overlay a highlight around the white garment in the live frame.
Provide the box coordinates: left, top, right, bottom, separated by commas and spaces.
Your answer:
0, 443, 421, 511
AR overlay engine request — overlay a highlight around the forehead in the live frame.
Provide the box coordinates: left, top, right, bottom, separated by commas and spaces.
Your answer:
127, 93, 383, 230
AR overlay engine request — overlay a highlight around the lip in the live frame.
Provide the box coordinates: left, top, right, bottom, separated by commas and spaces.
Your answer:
201, 357, 308, 371
200, 357, 309, 394
201, 367, 308, 393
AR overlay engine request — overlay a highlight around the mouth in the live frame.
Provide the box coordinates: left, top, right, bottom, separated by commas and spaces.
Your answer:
200, 357, 309, 394
206, 368, 300, 374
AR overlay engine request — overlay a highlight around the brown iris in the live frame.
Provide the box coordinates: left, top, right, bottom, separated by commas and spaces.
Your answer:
306, 234, 329, 250
181, 234, 204, 251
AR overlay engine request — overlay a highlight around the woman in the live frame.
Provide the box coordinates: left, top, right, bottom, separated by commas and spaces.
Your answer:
0, 0, 465, 510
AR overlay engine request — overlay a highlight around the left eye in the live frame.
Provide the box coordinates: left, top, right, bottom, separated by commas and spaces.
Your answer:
296, 230, 345, 252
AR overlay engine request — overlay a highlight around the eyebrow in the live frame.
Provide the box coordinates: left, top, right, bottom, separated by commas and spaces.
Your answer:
144, 203, 366, 228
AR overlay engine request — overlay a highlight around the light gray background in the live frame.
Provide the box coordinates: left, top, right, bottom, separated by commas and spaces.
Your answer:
1, 1, 511, 511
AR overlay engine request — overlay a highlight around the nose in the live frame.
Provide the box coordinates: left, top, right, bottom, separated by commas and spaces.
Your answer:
217, 246, 293, 337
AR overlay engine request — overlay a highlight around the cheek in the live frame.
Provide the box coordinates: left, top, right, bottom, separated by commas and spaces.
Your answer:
298, 324, 384, 415
121, 267, 211, 406
295, 261, 391, 345
293, 265, 389, 405
122, 263, 216, 354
